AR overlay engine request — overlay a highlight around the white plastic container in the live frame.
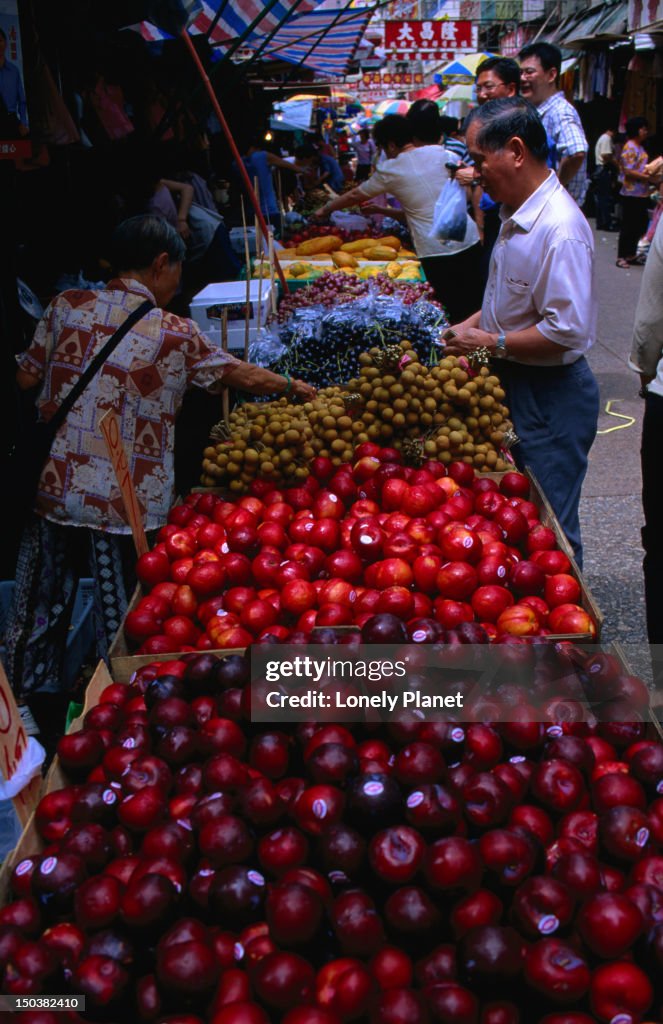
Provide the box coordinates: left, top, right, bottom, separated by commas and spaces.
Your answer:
190, 281, 275, 351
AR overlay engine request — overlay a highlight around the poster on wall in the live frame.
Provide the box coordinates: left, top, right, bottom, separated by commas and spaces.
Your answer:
0, 0, 31, 159
628, 0, 663, 31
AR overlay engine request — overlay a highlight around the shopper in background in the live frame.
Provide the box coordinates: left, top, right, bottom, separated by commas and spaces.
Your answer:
7, 215, 315, 732
297, 142, 345, 194
0, 26, 28, 134
354, 128, 376, 182
242, 137, 306, 236
439, 115, 470, 163
593, 125, 618, 230
459, 56, 521, 284
631, 214, 659, 647
313, 114, 482, 322
617, 117, 654, 268
519, 41, 588, 207
444, 98, 599, 566
629, 216, 663, 644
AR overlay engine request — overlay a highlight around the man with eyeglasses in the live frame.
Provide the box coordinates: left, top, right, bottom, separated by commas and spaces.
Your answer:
462, 57, 521, 281
519, 42, 588, 207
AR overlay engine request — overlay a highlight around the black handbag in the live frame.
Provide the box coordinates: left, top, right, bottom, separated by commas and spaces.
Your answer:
8, 299, 154, 517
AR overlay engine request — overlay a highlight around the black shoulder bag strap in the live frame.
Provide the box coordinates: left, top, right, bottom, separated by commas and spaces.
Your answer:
44, 298, 154, 439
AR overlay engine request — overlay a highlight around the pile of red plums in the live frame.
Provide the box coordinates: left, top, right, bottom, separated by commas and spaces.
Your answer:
126, 454, 597, 657
1, 640, 662, 1024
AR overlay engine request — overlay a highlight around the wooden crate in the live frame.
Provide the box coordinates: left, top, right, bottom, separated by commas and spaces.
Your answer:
483, 467, 602, 641
0, 660, 114, 905
3, 645, 661, 914
107, 589, 245, 682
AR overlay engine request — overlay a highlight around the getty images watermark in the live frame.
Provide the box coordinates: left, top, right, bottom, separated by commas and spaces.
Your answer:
262, 654, 463, 713
250, 643, 663, 725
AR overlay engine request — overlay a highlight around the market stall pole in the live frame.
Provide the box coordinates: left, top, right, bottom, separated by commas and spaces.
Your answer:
221, 309, 230, 429
180, 29, 287, 291
240, 198, 252, 360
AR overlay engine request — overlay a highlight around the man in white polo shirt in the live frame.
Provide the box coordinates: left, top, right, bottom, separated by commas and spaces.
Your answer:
443, 97, 599, 567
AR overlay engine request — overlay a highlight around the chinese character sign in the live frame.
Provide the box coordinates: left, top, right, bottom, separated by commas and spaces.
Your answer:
0, 0, 29, 154
359, 71, 425, 90
385, 19, 473, 60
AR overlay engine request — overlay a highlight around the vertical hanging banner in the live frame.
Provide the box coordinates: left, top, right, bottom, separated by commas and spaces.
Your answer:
628, 0, 663, 31
384, 20, 474, 61
0, 0, 31, 159
98, 410, 149, 558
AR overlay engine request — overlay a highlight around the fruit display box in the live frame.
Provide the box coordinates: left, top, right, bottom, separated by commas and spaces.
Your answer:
108, 609, 245, 683
2, 645, 661, 896
2, 645, 663, 1024
106, 468, 603, 684
0, 659, 113, 902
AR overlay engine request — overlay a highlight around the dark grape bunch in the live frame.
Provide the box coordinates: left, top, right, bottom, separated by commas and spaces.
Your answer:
273, 297, 449, 391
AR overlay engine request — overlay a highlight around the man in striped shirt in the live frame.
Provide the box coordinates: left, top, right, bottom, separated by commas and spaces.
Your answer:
519, 42, 588, 207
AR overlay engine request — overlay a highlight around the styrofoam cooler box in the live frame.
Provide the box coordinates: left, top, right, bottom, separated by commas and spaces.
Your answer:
190, 281, 275, 351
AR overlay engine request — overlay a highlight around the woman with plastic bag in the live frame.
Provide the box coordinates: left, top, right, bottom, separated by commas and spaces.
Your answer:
314, 115, 482, 323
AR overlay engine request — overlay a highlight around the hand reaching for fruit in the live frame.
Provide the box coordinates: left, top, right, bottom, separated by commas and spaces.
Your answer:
444, 326, 496, 356
291, 378, 317, 401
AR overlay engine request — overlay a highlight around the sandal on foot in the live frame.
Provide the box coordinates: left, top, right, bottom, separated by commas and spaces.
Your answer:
616, 258, 632, 268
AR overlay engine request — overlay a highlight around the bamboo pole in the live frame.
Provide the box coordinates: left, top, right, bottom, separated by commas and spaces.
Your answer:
240, 198, 251, 362
268, 231, 278, 316
179, 30, 287, 290
221, 309, 230, 428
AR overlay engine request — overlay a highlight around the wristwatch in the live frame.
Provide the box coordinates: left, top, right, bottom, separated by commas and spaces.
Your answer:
494, 332, 507, 358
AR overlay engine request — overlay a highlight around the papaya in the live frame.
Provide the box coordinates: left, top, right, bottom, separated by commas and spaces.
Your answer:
332, 251, 359, 269
385, 261, 402, 279
374, 235, 402, 251
340, 238, 374, 253
296, 235, 343, 255
363, 245, 399, 261
287, 262, 314, 278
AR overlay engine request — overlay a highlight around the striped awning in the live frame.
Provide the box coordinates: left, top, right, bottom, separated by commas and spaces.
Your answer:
192, 0, 322, 45
133, 0, 324, 45
237, 9, 372, 76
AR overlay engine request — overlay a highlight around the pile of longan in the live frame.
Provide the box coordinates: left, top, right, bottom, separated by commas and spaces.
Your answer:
200, 342, 512, 490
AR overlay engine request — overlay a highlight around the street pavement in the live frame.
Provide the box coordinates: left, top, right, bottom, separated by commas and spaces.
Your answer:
581, 222, 648, 650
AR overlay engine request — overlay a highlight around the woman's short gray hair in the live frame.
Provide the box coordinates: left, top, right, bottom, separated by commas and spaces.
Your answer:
110, 214, 186, 271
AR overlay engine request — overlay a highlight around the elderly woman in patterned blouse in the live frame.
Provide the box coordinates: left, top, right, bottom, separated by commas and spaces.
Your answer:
8, 215, 314, 730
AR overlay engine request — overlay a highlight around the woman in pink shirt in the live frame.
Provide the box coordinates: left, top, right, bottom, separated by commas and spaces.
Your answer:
617, 117, 654, 267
